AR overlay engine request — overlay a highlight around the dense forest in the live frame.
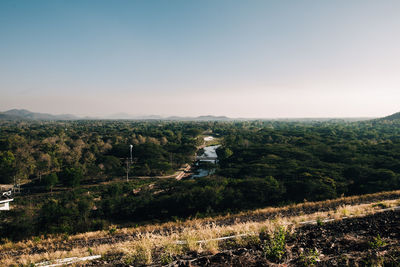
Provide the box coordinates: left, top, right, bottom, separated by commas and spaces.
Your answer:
1, 118, 400, 241
216, 119, 400, 201
0, 120, 204, 185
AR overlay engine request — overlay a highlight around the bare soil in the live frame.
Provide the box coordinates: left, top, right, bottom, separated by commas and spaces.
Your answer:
83, 209, 400, 266
1, 191, 400, 262
174, 210, 400, 267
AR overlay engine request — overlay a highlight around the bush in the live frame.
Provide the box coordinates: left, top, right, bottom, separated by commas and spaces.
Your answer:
369, 235, 386, 249
299, 248, 320, 266
42, 173, 58, 191
60, 167, 83, 187
263, 227, 287, 262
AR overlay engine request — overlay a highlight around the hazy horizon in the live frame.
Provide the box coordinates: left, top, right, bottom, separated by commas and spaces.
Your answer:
0, 107, 383, 120
1, 1, 399, 118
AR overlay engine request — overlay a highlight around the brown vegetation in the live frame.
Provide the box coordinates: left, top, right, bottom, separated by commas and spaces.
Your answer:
1, 190, 399, 266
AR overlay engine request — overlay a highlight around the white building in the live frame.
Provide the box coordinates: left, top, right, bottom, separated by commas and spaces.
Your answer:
0, 189, 14, 211
0, 198, 13, 211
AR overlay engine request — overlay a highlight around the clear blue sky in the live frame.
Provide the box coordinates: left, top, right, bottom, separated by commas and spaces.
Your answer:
1, 0, 399, 118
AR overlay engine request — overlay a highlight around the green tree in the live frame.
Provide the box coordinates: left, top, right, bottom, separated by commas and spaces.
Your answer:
0, 151, 16, 184
102, 155, 122, 176
42, 173, 58, 192
61, 167, 83, 187
217, 147, 233, 159
36, 153, 52, 182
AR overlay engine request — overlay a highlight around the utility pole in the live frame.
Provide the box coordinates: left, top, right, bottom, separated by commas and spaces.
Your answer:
126, 158, 130, 182
130, 144, 133, 164
126, 144, 134, 182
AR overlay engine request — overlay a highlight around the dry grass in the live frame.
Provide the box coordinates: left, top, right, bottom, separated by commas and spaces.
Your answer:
73, 190, 400, 240
1, 191, 400, 266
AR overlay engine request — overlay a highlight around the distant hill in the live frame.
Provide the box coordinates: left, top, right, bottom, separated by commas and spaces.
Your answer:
0, 109, 78, 121
104, 113, 231, 121
380, 112, 400, 121
102, 114, 231, 121
0, 113, 24, 120
166, 115, 231, 121
105, 113, 163, 120
0, 110, 377, 122
3, 109, 376, 122
0, 109, 233, 121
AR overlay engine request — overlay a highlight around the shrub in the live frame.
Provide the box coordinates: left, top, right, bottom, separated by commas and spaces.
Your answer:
108, 226, 117, 235
299, 248, 320, 266
369, 235, 386, 249
263, 227, 287, 262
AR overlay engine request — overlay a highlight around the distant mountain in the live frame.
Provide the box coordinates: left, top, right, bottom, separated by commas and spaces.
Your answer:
195, 115, 231, 121
104, 113, 231, 121
0, 109, 78, 121
0, 109, 385, 122
0, 109, 233, 121
0, 109, 383, 122
0, 113, 24, 120
105, 113, 163, 120
166, 115, 231, 121
380, 112, 400, 121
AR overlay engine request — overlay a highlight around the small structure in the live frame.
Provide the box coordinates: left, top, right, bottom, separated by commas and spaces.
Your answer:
0, 190, 13, 211
0, 198, 13, 211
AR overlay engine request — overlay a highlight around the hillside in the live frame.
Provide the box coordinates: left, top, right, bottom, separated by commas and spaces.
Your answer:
0, 109, 78, 120
381, 111, 400, 121
0, 113, 24, 120
0, 109, 233, 121
1, 190, 399, 266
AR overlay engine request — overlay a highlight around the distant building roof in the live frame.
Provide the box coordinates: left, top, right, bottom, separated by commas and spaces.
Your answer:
0, 198, 13, 204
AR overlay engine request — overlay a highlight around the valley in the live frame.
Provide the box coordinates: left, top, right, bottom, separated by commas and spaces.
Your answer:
1, 115, 400, 266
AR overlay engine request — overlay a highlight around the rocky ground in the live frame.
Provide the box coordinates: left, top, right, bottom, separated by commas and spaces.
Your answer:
181, 210, 400, 267
2, 193, 400, 266
87, 210, 400, 266
4, 191, 399, 262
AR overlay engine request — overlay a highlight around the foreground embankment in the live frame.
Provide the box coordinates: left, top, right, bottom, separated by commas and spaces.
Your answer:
1, 190, 399, 266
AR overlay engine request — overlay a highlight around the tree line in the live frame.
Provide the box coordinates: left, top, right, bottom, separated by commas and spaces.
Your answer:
1, 119, 400, 241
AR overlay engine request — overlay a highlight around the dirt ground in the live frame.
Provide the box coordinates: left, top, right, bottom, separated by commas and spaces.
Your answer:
178, 210, 400, 267
2, 192, 399, 266
84, 210, 400, 266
